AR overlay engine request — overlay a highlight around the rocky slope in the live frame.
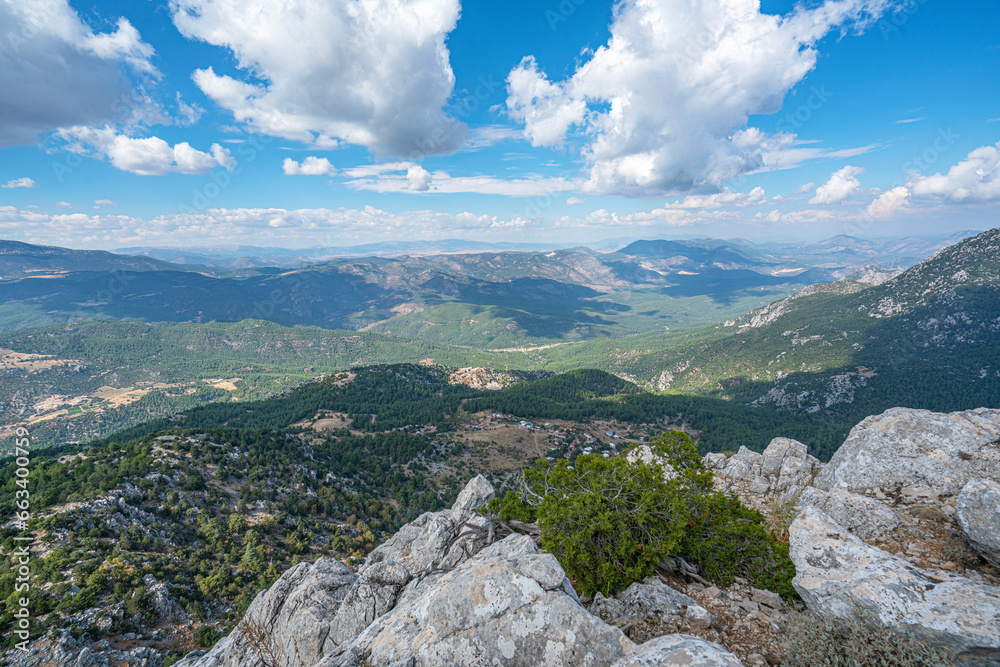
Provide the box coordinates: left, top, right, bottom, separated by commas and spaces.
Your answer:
8, 406, 1000, 666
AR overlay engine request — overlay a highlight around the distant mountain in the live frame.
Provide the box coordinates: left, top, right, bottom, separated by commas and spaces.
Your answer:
0, 240, 194, 279
596, 227, 1000, 426
1, 232, 979, 350
0, 243, 830, 345
116, 239, 581, 268
617, 239, 765, 270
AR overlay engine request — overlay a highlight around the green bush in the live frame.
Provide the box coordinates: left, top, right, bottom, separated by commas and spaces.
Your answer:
784, 611, 952, 666
485, 431, 798, 600
196, 625, 225, 648
677, 491, 797, 601
535, 454, 689, 597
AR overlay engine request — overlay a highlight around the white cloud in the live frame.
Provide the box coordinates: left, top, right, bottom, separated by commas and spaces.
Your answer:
55, 201, 75, 208
758, 140, 877, 173
0, 1, 158, 147
908, 141, 1000, 203
176, 93, 205, 126
666, 187, 766, 209
895, 117, 923, 124
57, 127, 235, 176
795, 182, 817, 195
811, 165, 866, 204
566, 197, 584, 206
94, 199, 119, 208
405, 166, 433, 192
171, 0, 466, 156
862, 187, 909, 219
1, 178, 37, 189
464, 125, 523, 150
0, 205, 532, 247
283, 157, 337, 176
345, 165, 576, 197
342, 162, 417, 178
506, 0, 895, 197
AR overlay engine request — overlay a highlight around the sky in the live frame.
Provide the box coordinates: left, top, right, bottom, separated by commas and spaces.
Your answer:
0, 0, 998, 250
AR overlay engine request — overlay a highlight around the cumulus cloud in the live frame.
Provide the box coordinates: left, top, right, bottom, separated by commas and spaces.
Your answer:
506, 0, 895, 197
666, 187, 767, 209
810, 165, 865, 204
0, 1, 158, 147
908, 141, 1000, 203
57, 127, 235, 176
863, 186, 909, 219
1, 178, 37, 189
283, 157, 337, 176
405, 166, 433, 191
94, 199, 119, 208
171, 0, 466, 156
566, 197, 584, 205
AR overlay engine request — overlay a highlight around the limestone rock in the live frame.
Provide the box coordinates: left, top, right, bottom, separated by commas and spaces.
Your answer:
326, 534, 634, 666
611, 634, 744, 666
449, 474, 495, 522
761, 437, 806, 477
815, 407, 1000, 496
363, 474, 495, 578
712, 440, 820, 501
797, 487, 901, 542
790, 506, 1000, 664
591, 580, 698, 627
325, 560, 411, 648
178, 557, 358, 667
685, 604, 714, 630
720, 447, 763, 483
957, 478, 1000, 569
626, 445, 678, 481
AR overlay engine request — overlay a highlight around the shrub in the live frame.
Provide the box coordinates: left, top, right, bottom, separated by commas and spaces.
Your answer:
484, 431, 798, 600
196, 625, 225, 648
784, 611, 952, 666
677, 491, 797, 601
535, 453, 689, 597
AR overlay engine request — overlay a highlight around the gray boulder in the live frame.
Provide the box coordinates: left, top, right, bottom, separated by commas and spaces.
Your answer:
713, 439, 821, 501
362, 474, 496, 578
719, 446, 763, 482
177, 557, 358, 667
797, 487, 901, 542
790, 505, 1000, 664
611, 634, 744, 666
591, 580, 699, 624
325, 534, 634, 666
815, 407, 1000, 497
957, 478, 1000, 569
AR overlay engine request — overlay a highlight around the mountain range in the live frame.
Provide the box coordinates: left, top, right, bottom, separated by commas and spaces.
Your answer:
1, 228, 997, 451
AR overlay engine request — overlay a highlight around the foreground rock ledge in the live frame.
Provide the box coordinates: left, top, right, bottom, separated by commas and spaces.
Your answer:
790, 505, 1000, 665
177, 475, 744, 667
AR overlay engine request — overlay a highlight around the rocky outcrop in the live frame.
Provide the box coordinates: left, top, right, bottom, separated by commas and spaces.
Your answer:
957, 478, 1000, 569
611, 634, 744, 666
324, 535, 633, 666
797, 487, 900, 542
790, 505, 1000, 664
815, 407, 1000, 497
4, 630, 162, 667
706, 438, 821, 502
178, 476, 643, 667
178, 557, 358, 667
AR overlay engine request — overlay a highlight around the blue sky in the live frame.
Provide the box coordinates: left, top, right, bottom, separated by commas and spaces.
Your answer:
0, 0, 998, 249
